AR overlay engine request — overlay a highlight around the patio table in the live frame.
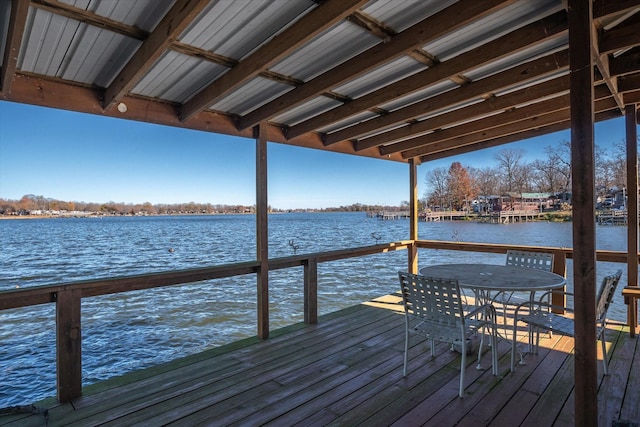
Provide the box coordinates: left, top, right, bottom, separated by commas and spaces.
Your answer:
418, 263, 566, 299
418, 263, 566, 349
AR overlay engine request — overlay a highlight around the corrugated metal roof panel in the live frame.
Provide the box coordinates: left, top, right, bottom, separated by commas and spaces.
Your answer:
464, 35, 567, 81
60, 0, 174, 31
17, 4, 165, 87
319, 110, 379, 134
210, 76, 292, 116
133, 51, 227, 103
379, 80, 458, 112
333, 56, 426, 99
273, 97, 342, 126
18, 8, 80, 77
423, 0, 563, 61
363, 0, 456, 33
181, 0, 316, 61
270, 20, 380, 81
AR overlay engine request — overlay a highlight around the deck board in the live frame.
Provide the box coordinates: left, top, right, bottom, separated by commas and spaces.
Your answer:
1, 295, 638, 426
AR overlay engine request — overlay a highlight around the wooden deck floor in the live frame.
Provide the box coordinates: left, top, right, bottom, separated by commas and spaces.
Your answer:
2, 294, 638, 426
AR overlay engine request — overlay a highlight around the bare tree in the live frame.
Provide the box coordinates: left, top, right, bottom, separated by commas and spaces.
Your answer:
494, 148, 525, 193
424, 166, 449, 209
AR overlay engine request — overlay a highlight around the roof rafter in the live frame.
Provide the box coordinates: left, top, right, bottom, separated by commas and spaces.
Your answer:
418, 108, 622, 163
30, 0, 148, 40
324, 50, 570, 145
236, 0, 517, 131
356, 76, 573, 151
592, 26, 625, 114
376, 81, 613, 155
0, 0, 29, 94
179, 0, 370, 122
401, 94, 618, 159
102, 0, 211, 111
287, 11, 568, 140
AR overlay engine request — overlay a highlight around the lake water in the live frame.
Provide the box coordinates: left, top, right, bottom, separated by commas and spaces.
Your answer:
0, 213, 633, 407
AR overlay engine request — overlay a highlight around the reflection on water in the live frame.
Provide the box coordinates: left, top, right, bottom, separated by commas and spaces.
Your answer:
0, 213, 632, 406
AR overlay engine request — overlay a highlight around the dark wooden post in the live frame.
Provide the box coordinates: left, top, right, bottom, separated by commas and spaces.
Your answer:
625, 103, 639, 336
255, 123, 269, 339
304, 257, 318, 324
568, 0, 597, 424
56, 288, 82, 402
408, 158, 419, 273
551, 250, 567, 314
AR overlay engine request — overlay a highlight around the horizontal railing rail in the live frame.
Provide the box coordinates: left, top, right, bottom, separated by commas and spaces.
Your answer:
1, 239, 637, 404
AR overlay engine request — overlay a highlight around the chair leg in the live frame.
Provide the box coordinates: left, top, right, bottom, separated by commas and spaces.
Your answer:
403, 327, 409, 377
459, 340, 466, 398
600, 330, 609, 376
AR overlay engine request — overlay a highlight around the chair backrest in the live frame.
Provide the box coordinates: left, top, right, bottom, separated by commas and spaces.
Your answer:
505, 250, 554, 272
398, 272, 464, 328
596, 269, 623, 322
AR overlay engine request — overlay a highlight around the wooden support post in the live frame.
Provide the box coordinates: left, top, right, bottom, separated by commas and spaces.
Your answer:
56, 288, 82, 402
551, 250, 567, 314
304, 257, 318, 324
625, 103, 639, 337
255, 123, 269, 339
568, 0, 597, 424
408, 158, 418, 273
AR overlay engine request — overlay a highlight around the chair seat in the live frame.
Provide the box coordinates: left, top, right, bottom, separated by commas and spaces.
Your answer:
517, 311, 575, 336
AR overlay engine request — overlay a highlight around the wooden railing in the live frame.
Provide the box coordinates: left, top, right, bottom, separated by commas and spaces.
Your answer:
1, 239, 637, 403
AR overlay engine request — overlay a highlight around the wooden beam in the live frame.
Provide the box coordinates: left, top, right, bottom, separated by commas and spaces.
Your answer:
30, 0, 148, 40
592, 24, 625, 113
256, 123, 269, 339
618, 72, 640, 92
286, 11, 568, 140
388, 93, 572, 156
402, 97, 617, 159
419, 109, 619, 162
569, 0, 598, 424
626, 103, 639, 336
356, 76, 573, 151
598, 13, 640, 54
609, 50, 640, 77
324, 51, 570, 145
180, 0, 369, 122
593, 0, 640, 20
102, 0, 210, 110
1, 0, 29, 94
3, 74, 406, 162
236, 0, 517, 131
625, 89, 640, 104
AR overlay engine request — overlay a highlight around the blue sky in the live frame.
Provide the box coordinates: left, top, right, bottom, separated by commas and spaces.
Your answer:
0, 101, 632, 210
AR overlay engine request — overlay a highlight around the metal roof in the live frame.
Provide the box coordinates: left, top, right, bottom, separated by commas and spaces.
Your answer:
1, 0, 639, 163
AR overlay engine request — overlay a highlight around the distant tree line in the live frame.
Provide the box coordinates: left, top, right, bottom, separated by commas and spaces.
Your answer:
0, 196, 405, 216
424, 140, 634, 211
0, 197, 257, 216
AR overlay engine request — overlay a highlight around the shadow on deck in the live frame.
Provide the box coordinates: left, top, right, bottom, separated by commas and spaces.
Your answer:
1, 294, 638, 426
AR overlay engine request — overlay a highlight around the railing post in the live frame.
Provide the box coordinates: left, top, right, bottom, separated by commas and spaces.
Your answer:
56, 288, 82, 402
551, 250, 567, 314
304, 257, 318, 324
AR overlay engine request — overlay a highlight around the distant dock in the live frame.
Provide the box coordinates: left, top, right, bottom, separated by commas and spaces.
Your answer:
597, 209, 628, 225
480, 210, 545, 224
367, 211, 410, 220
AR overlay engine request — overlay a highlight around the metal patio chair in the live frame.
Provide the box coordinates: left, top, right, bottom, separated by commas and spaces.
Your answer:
399, 272, 498, 398
510, 269, 623, 374
496, 250, 555, 326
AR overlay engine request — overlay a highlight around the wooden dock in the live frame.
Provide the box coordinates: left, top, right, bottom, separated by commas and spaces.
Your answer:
1, 294, 638, 426
597, 210, 628, 225
482, 210, 546, 224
